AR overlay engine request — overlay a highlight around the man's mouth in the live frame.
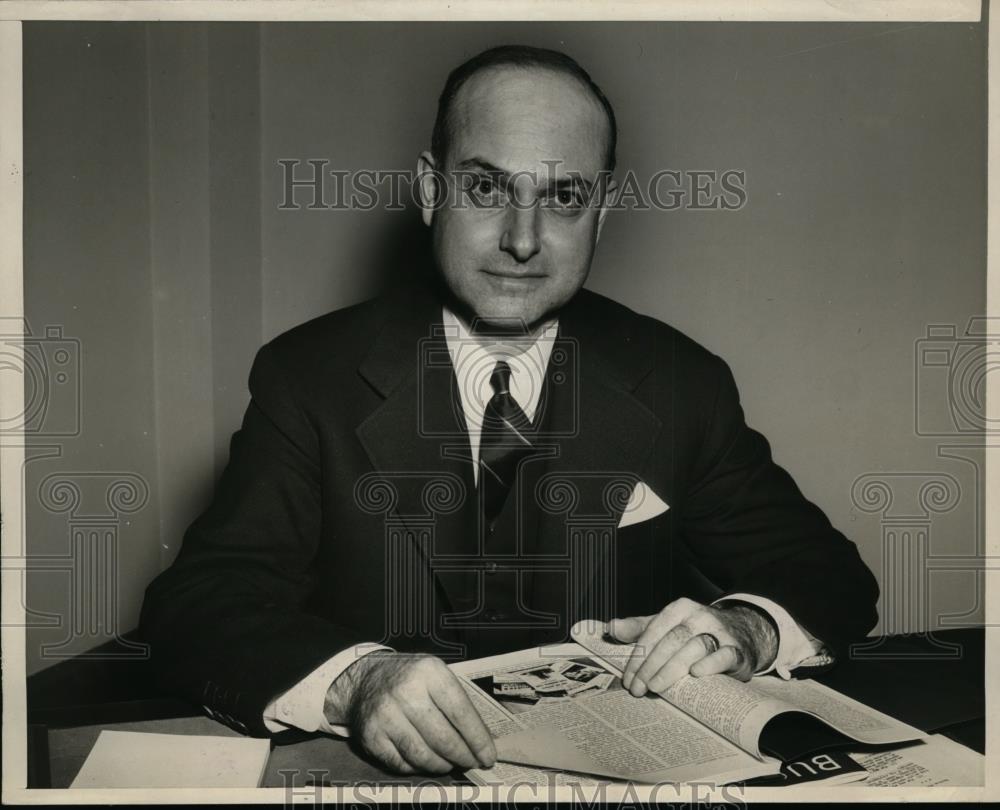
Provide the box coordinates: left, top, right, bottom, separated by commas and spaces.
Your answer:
482, 269, 547, 281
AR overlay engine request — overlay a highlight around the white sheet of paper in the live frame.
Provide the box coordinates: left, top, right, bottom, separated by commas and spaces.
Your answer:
70, 730, 270, 788
848, 734, 984, 787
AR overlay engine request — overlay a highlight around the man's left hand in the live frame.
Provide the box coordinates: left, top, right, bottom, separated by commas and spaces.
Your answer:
609, 597, 779, 698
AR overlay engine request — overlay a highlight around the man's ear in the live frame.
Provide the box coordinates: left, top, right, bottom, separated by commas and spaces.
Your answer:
595, 178, 618, 243
416, 151, 440, 227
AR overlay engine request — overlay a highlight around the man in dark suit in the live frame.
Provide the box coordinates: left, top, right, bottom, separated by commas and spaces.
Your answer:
140, 45, 879, 776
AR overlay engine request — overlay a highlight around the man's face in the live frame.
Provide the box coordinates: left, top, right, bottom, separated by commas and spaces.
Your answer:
420, 67, 614, 331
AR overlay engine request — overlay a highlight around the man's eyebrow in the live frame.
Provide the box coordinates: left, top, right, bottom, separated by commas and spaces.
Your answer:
541, 175, 596, 194
454, 157, 598, 192
454, 157, 510, 177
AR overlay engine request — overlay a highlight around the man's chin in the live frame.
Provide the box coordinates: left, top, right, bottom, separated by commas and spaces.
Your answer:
466, 303, 549, 335
443, 280, 570, 333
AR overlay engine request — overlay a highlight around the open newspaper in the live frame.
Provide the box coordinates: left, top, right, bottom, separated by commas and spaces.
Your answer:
449, 620, 926, 786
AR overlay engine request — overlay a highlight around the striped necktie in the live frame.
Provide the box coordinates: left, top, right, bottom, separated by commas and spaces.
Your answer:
479, 360, 535, 524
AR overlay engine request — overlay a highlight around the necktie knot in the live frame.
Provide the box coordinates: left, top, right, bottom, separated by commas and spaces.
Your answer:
490, 360, 512, 398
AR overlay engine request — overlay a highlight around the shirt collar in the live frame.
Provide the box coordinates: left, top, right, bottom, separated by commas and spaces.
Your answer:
441, 306, 558, 422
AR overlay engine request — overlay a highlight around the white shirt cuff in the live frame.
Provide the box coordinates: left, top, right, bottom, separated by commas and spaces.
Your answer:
262, 642, 391, 736
713, 593, 823, 679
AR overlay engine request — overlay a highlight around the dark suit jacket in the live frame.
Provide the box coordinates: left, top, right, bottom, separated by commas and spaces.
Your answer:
139, 283, 878, 736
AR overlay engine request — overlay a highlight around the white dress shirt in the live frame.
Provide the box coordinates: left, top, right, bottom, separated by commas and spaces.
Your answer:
262, 306, 822, 734
441, 307, 558, 485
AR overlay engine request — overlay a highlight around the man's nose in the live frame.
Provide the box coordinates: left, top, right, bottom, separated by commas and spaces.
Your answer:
499, 203, 541, 263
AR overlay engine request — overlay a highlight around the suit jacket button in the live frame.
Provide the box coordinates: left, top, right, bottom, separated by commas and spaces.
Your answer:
485, 561, 498, 575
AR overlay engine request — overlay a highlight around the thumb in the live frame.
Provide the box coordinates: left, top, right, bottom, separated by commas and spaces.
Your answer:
607, 616, 651, 643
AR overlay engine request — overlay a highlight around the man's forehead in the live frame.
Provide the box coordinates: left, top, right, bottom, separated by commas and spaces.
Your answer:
446, 65, 609, 178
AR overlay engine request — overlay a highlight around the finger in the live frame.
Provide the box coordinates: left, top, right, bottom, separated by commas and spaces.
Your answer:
607, 615, 652, 643
404, 696, 480, 771
622, 599, 699, 689
387, 713, 455, 774
689, 646, 742, 678
726, 644, 753, 681
365, 731, 417, 775
624, 620, 692, 693
430, 676, 497, 767
403, 696, 479, 770
630, 624, 694, 696
644, 635, 715, 695
622, 617, 675, 689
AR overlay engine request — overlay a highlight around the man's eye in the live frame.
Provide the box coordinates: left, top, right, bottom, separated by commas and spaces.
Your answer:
468, 175, 504, 206
557, 189, 576, 205
545, 187, 583, 213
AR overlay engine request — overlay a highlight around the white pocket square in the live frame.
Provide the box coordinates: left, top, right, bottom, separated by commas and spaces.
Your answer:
617, 481, 670, 529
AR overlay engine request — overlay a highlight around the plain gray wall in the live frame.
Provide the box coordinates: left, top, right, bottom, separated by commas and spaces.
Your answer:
22, 21, 986, 675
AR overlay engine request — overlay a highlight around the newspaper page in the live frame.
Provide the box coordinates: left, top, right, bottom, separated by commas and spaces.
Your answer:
449, 643, 780, 786
570, 621, 797, 755
571, 621, 925, 756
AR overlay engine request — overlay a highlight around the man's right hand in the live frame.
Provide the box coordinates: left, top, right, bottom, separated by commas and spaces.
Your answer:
323, 651, 497, 775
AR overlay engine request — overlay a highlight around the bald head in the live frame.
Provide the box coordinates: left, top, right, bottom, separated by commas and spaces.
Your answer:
431, 45, 617, 173
446, 66, 611, 179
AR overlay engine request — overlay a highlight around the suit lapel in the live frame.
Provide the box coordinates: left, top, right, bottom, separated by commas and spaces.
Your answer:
355, 287, 476, 618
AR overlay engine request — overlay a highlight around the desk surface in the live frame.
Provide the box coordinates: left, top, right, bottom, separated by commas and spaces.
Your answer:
28, 628, 985, 789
